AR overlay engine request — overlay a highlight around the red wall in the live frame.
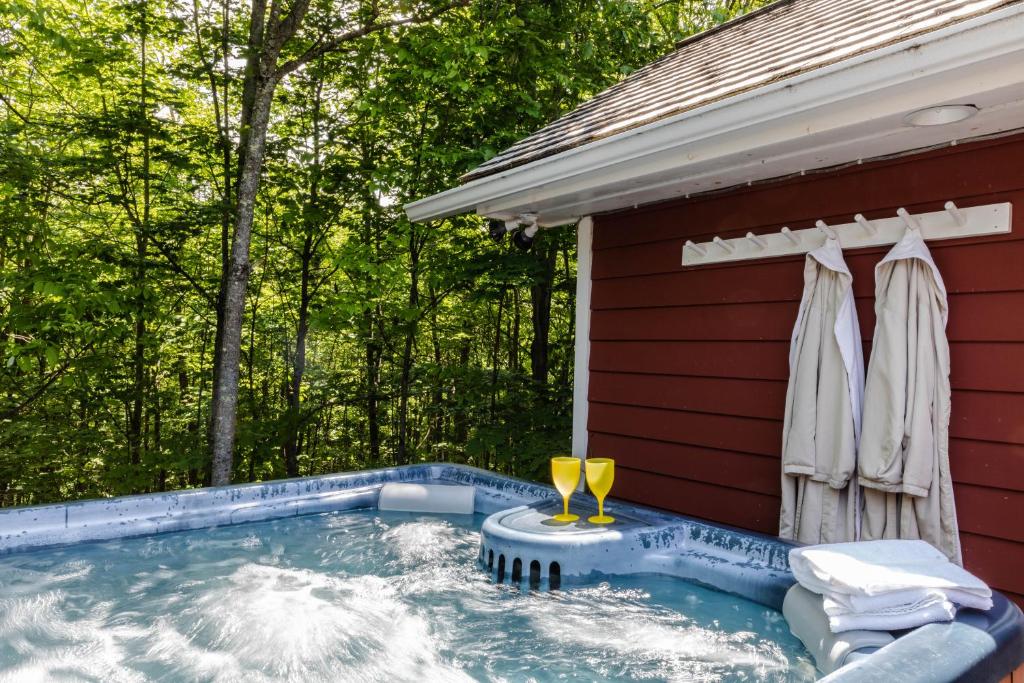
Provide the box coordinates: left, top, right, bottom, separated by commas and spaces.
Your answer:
589, 132, 1024, 604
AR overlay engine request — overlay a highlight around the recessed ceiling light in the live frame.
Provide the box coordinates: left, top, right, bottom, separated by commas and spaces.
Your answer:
903, 105, 979, 127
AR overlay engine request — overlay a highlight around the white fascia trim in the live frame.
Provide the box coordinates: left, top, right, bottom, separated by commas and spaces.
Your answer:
570, 217, 593, 475
403, 4, 1024, 225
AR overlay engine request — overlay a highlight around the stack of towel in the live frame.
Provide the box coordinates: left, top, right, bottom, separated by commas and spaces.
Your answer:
790, 539, 992, 633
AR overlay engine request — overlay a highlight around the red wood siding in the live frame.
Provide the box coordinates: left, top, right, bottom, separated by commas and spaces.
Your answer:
589, 132, 1024, 604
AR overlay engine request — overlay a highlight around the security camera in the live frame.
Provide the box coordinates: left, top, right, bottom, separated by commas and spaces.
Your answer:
487, 218, 519, 243
487, 219, 507, 242
513, 223, 539, 251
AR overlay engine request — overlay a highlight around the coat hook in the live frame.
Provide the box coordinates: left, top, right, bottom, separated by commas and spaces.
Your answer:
854, 213, 877, 236
746, 232, 767, 249
684, 240, 707, 257
712, 236, 735, 254
815, 220, 838, 240
944, 201, 966, 227
897, 207, 922, 233
780, 227, 800, 245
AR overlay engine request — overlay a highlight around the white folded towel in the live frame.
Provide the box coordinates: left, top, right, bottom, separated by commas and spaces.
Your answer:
790, 540, 991, 600
788, 540, 992, 633
827, 598, 957, 633
823, 590, 957, 632
823, 587, 991, 614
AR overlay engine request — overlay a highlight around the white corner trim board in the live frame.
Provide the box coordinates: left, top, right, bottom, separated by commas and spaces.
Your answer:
571, 217, 593, 477
681, 202, 1011, 267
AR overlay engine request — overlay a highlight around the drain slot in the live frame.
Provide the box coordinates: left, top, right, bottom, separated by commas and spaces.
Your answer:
529, 560, 541, 590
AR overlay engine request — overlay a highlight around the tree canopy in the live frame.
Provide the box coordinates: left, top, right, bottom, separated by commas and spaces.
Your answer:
0, 0, 766, 505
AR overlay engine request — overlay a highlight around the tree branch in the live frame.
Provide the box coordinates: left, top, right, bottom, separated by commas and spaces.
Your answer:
271, 0, 313, 50
1, 342, 96, 420
148, 234, 219, 309
0, 92, 31, 124
276, 0, 469, 79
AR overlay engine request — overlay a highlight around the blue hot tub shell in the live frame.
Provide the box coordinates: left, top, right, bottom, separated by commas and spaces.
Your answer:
0, 463, 1019, 682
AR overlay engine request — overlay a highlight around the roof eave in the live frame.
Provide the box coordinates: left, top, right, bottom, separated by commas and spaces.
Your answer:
404, 4, 1024, 226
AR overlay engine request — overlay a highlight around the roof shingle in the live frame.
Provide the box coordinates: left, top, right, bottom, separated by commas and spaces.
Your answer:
463, 0, 1019, 182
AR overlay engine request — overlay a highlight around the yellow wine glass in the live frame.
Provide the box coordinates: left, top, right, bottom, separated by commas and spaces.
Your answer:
550, 457, 581, 522
586, 458, 615, 524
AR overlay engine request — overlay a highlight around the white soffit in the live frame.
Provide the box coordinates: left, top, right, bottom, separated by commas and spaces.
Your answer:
404, 4, 1024, 227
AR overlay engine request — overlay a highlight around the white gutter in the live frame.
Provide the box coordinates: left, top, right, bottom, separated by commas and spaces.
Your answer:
404, 3, 1024, 225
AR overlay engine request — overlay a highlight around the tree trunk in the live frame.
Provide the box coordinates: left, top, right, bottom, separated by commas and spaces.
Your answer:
529, 242, 557, 387
154, 376, 164, 491
209, 81, 275, 486
283, 233, 312, 476
207, 0, 326, 485
560, 244, 574, 388
129, 234, 147, 467
490, 293, 506, 419
485, 291, 506, 471
283, 73, 324, 477
509, 287, 520, 373
395, 229, 420, 466
428, 286, 445, 458
453, 321, 471, 447
190, 325, 207, 487
357, 129, 383, 467
365, 319, 381, 466
128, 3, 151, 468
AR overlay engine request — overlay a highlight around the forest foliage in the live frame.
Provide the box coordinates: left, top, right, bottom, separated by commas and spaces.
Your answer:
0, 0, 766, 505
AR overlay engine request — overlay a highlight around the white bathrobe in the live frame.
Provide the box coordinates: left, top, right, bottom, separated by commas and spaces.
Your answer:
780, 238, 864, 545
858, 228, 961, 565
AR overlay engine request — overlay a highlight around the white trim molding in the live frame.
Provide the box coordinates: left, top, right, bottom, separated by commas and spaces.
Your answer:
570, 217, 593, 473
404, 4, 1024, 227
682, 202, 1012, 266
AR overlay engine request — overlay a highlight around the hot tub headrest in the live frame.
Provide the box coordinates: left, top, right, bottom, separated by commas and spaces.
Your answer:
378, 483, 475, 515
783, 584, 895, 675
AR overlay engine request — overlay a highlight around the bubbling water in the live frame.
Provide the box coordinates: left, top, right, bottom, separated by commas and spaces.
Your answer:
0, 511, 815, 682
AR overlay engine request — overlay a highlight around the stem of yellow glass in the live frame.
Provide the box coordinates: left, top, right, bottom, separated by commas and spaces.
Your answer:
563, 496, 570, 517
597, 496, 604, 518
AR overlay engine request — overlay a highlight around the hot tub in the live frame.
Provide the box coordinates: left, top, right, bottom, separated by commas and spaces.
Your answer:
0, 463, 1019, 681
